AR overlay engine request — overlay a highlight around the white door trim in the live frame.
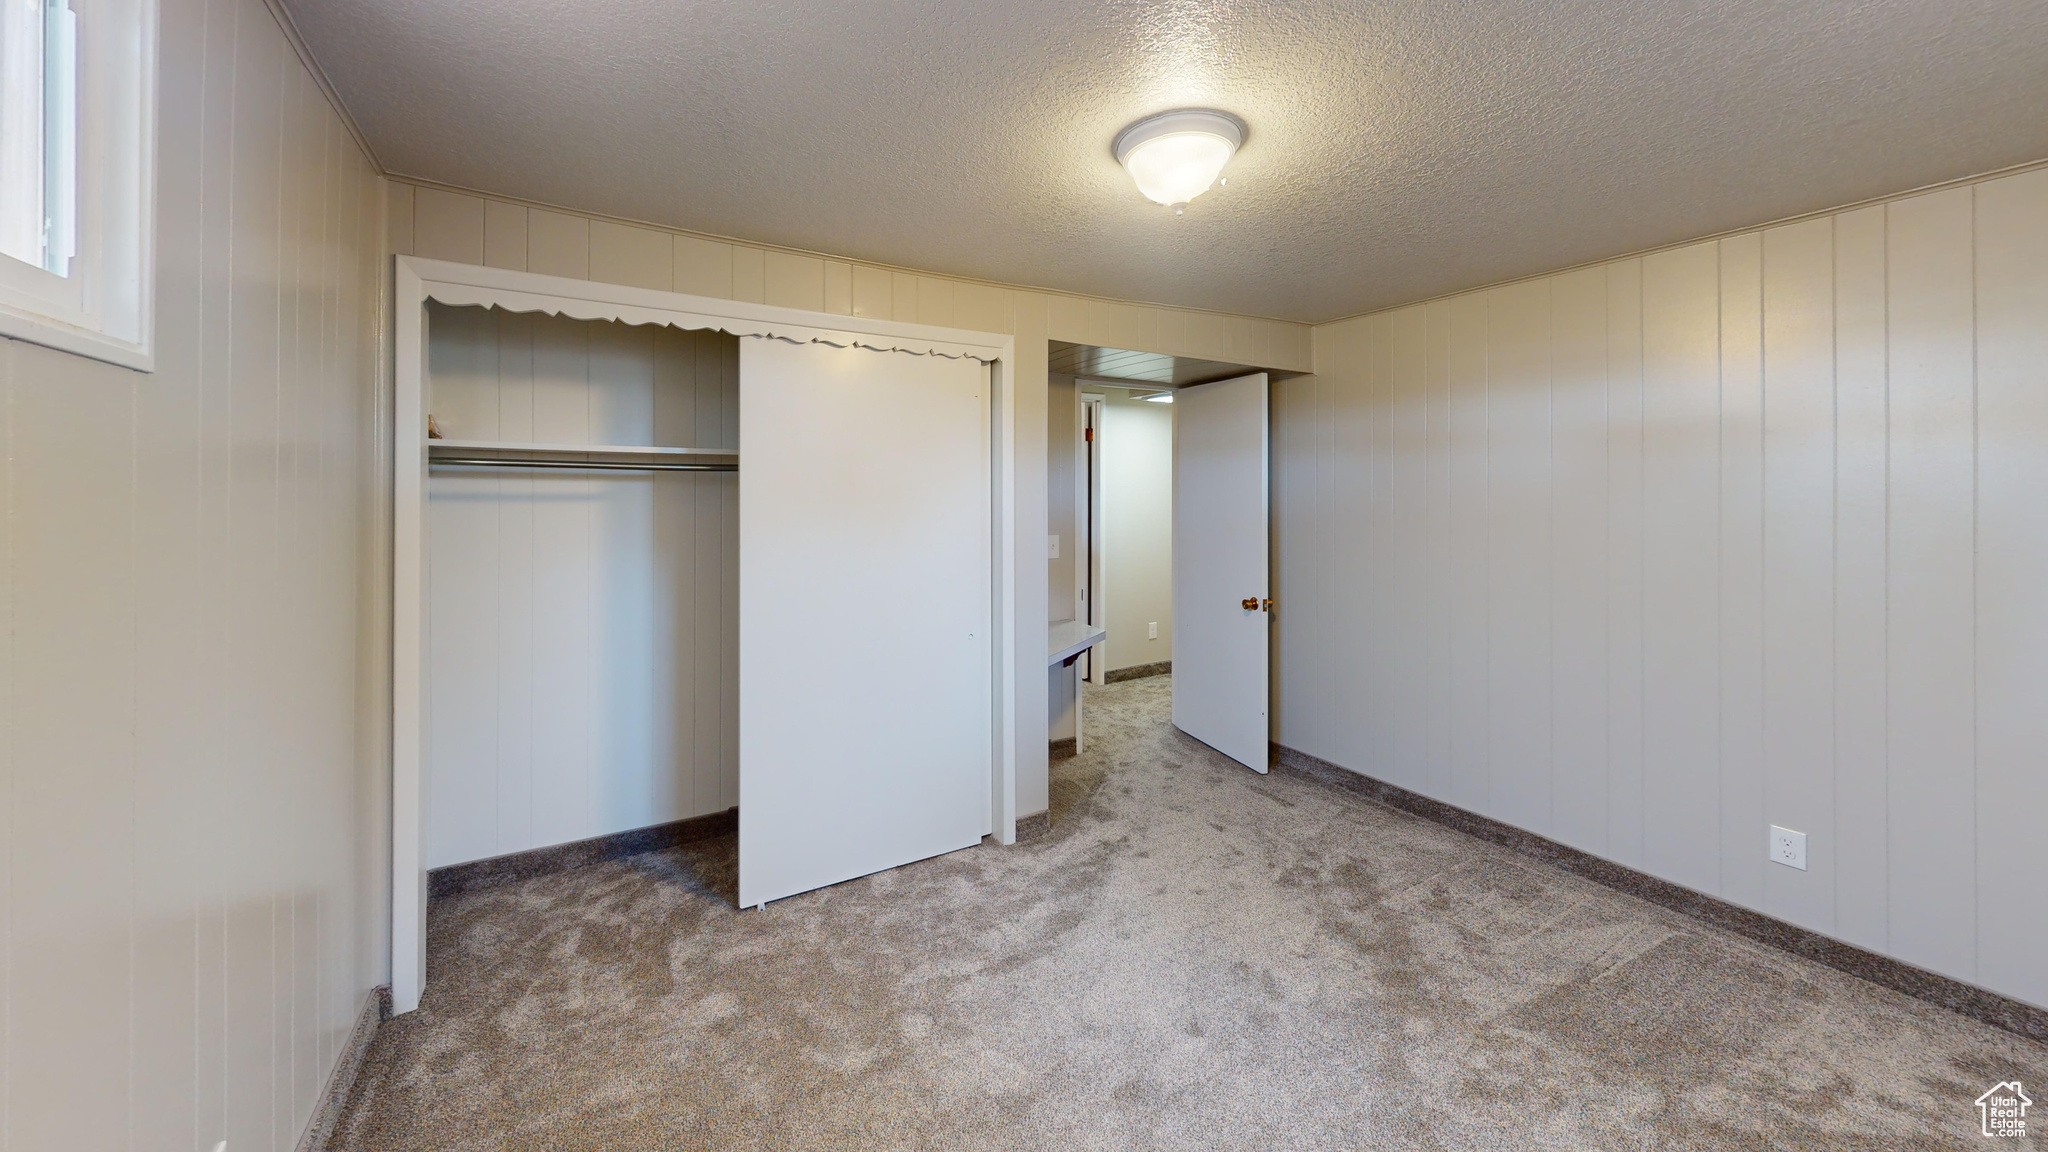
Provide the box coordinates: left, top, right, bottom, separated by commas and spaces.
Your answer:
1080, 391, 1107, 684
390, 255, 1018, 1014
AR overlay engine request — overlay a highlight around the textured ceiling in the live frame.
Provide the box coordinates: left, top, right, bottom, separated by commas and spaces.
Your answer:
286, 0, 2048, 322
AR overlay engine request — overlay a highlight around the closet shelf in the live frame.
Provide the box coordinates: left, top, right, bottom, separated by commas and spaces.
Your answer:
429, 439, 737, 457
427, 440, 738, 473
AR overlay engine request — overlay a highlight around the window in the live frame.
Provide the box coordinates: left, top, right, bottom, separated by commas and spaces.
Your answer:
1, 0, 75, 276
0, 0, 153, 370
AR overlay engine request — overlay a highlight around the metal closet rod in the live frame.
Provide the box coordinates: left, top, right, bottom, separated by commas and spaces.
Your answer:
429, 457, 737, 473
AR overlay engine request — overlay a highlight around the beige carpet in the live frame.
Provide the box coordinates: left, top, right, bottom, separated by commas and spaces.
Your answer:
335, 676, 2045, 1150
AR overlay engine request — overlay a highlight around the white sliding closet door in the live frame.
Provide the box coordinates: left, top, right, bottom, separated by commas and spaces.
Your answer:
739, 338, 992, 908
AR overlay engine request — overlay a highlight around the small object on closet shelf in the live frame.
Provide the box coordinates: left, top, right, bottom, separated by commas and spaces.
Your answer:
427, 414, 445, 439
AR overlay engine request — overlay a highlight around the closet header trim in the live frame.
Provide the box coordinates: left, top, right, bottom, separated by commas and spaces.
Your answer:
414, 261, 1002, 364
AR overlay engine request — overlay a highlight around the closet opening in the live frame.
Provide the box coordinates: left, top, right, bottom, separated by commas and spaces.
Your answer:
392, 256, 1020, 1013
421, 303, 741, 895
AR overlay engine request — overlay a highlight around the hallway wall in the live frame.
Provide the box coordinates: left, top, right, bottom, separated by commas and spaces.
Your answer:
1277, 166, 2048, 1009
0, 0, 390, 1146
1097, 390, 1174, 675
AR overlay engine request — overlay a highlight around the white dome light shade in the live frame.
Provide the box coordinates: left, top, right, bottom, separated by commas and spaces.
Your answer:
1113, 110, 1244, 208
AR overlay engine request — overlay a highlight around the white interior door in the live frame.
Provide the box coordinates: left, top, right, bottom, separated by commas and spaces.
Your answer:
1171, 372, 1270, 771
738, 338, 992, 908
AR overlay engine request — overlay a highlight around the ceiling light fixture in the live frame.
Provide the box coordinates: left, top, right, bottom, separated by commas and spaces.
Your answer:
1113, 109, 1244, 214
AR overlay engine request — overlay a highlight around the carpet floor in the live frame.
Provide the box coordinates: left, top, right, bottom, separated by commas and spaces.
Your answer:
334, 675, 2045, 1150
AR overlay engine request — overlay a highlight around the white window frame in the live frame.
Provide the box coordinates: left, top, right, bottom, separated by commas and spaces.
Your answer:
0, 0, 156, 371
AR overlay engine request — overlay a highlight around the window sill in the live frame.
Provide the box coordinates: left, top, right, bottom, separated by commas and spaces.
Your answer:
0, 303, 153, 372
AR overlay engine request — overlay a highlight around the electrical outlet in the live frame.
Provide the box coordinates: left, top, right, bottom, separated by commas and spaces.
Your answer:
1049, 534, 1060, 559
1769, 825, 1807, 871
1148, 621, 1158, 639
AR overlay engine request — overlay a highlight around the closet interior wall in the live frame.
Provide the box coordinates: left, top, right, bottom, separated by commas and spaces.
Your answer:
424, 303, 739, 869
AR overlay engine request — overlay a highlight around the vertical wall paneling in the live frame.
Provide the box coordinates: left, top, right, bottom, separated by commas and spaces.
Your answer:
1444, 294, 1490, 812
231, 14, 289, 1148
1717, 233, 1766, 910
1310, 320, 1340, 759
1387, 307, 1429, 795
1602, 260, 1647, 868
527, 209, 590, 280
890, 271, 918, 322
589, 221, 676, 292
1830, 204, 1890, 952
1422, 301, 1455, 801
1760, 218, 1837, 930
132, 0, 207, 1133
1970, 170, 2048, 1007
917, 277, 958, 328
1365, 316, 1397, 782
0, 0, 386, 1140
823, 261, 854, 316
412, 187, 486, 266
1637, 243, 1722, 895
850, 264, 891, 319
765, 252, 826, 312
1280, 166, 2048, 1010
483, 199, 528, 270
1483, 281, 1552, 830
387, 181, 414, 256
1547, 267, 1609, 854
1882, 188, 1977, 980
1330, 319, 1371, 771
732, 248, 769, 304
675, 236, 735, 300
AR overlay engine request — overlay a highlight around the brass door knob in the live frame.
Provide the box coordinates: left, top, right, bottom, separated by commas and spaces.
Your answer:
1262, 598, 1273, 612
1241, 597, 1259, 610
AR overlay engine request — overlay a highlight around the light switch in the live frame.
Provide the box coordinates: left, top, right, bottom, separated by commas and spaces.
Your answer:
1148, 621, 1158, 639
1049, 534, 1060, 559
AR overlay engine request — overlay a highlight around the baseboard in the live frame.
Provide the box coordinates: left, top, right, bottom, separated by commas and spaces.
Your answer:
1270, 743, 2048, 1045
1049, 737, 1077, 760
295, 984, 390, 1152
1104, 660, 1171, 683
429, 808, 738, 899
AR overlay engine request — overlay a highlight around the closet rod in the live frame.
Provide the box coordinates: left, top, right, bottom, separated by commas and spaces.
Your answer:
429, 457, 737, 472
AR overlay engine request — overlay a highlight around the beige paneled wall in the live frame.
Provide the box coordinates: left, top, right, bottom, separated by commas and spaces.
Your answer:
390, 181, 1314, 372
391, 179, 1310, 821
1281, 168, 2048, 1009
0, 0, 387, 1147
1098, 390, 1175, 674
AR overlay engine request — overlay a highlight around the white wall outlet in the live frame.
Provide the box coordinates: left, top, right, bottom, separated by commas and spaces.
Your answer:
1148, 621, 1158, 639
1769, 825, 1807, 871
1048, 534, 1060, 559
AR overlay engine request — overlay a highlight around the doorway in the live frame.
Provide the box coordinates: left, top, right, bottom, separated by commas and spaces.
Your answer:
1046, 339, 1285, 777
